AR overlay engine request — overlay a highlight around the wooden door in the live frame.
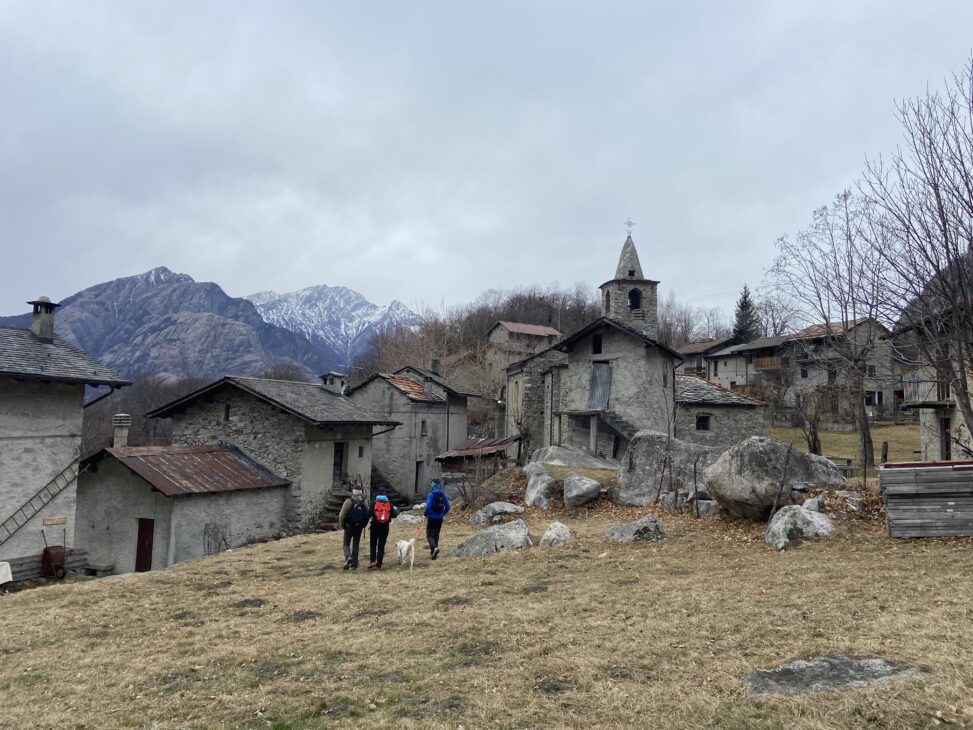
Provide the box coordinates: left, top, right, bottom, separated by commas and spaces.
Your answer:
587, 362, 611, 410
135, 518, 154, 572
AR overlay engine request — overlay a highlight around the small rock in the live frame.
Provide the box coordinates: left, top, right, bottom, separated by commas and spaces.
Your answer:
470, 501, 525, 526
539, 522, 576, 547
765, 505, 833, 550
694, 499, 720, 518
525, 466, 555, 512
743, 655, 926, 694
563, 474, 601, 508
835, 490, 864, 511
603, 514, 666, 543
802, 496, 823, 512
447, 520, 532, 558
659, 489, 688, 513
393, 514, 424, 525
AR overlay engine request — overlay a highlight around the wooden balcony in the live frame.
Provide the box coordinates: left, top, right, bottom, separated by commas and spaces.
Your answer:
753, 356, 785, 370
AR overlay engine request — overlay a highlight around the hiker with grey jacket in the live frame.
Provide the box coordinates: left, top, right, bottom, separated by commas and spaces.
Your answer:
338, 487, 369, 570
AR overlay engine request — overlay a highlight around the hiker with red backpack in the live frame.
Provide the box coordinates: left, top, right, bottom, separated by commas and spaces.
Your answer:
366, 489, 398, 570
337, 486, 369, 570
424, 479, 451, 560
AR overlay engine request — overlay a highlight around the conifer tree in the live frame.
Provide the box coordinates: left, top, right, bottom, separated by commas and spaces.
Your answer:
731, 285, 761, 343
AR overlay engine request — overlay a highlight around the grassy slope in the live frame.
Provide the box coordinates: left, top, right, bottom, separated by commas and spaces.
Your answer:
764, 424, 921, 464
2, 508, 973, 729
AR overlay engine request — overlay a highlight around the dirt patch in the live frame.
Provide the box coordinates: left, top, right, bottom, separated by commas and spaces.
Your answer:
536, 677, 576, 695
285, 610, 321, 623
233, 598, 267, 609
194, 580, 232, 592
437, 595, 473, 607
521, 583, 549, 594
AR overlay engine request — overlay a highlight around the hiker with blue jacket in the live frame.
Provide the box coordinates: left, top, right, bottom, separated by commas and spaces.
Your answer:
337, 486, 368, 570
424, 480, 451, 559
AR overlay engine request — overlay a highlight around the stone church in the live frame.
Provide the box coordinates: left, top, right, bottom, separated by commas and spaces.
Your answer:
505, 233, 764, 458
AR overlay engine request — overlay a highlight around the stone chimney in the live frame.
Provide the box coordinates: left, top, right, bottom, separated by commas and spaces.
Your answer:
112, 414, 131, 447
320, 372, 346, 395
423, 376, 434, 399
27, 296, 59, 341
430, 358, 441, 376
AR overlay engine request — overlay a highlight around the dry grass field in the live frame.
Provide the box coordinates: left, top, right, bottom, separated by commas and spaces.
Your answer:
764, 423, 921, 466
2, 502, 973, 729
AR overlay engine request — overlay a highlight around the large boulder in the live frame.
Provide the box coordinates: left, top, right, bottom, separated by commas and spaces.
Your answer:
524, 464, 555, 512
765, 505, 834, 550
531, 446, 617, 470
539, 522, 576, 547
616, 431, 726, 506
470, 501, 525, 526
563, 474, 601, 508
603, 514, 666, 543
704, 437, 846, 521
447, 519, 532, 558
392, 514, 424, 525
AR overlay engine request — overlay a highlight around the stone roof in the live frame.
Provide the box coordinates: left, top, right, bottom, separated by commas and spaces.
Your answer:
392, 366, 479, 397
614, 234, 645, 279
679, 337, 733, 356
92, 444, 290, 496
148, 376, 397, 426
0, 326, 130, 387
492, 321, 562, 338
675, 375, 763, 407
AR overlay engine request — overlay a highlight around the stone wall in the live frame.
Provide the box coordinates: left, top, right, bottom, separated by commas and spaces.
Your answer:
505, 349, 567, 456
167, 385, 372, 530
675, 405, 765, 450
601, 281, 659, 339
559, 328, 673, 436
348, 378, 462, 498
0, 379, 83, 562
75, 459, 173, 574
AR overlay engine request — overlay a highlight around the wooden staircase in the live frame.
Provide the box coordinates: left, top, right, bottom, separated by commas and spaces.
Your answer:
603, 410, 640, 440
0, 463, 79, 547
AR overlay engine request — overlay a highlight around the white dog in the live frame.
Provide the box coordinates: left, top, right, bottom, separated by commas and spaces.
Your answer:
396, 538, 416, 571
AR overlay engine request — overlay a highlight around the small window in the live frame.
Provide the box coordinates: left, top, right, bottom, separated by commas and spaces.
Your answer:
866, 365, 876, 377
800, 367, 808, 379
358, 446, 364, 458
628, 288, 642, 310
695, 414, 711, 431
223, 404, 231, 421
713, 360, 719, 376
421, 420, 427, 436
627, 269, 635, 277
604, 291, 611, 310
730, 381, 737, 388
592, 334, 603, 355
662, 369, 668, 387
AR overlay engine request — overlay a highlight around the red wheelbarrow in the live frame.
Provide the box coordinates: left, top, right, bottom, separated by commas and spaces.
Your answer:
41, 529, 67, 580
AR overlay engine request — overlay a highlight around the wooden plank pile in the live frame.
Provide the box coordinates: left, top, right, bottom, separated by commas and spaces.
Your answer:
880, 461, 973, 538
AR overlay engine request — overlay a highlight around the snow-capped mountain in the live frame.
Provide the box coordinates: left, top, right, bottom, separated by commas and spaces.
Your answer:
247, 285, 422, 366
0, 267, 337, 379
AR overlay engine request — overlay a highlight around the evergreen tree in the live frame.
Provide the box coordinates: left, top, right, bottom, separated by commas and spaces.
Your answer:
732, 285, 761, 343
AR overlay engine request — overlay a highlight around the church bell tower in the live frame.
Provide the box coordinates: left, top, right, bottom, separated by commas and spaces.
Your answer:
598, 228, 659, 339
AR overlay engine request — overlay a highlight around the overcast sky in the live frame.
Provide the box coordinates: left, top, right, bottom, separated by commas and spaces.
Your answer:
2, 1, 972, 317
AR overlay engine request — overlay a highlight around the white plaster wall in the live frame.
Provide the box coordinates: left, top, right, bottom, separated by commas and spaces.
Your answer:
169, 487, 287, 565
75, 459, 172, 574
0, 379, 83, 562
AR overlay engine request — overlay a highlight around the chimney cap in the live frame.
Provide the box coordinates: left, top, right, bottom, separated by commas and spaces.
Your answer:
112, 413, 132, 426
27, 296, 60, 308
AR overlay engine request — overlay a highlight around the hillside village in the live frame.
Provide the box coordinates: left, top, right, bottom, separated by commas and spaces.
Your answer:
4, 9, 973, 727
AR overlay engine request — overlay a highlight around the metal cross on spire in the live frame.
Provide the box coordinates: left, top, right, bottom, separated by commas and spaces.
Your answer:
624, 218, 634, 235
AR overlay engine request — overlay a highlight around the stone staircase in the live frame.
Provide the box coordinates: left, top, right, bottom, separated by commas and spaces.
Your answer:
317, 474, 415, 531
603, 410, 640, 440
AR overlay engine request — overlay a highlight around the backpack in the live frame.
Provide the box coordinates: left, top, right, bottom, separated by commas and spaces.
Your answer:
430, 490, 446, 514
373, 500, 392, 525
346, 500, 368, 528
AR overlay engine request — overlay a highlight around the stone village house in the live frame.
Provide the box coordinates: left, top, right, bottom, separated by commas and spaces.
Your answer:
0, 297, 129, 579
72, 375, 397, 574
504, 235, 765, 459
346, 366, 474, 499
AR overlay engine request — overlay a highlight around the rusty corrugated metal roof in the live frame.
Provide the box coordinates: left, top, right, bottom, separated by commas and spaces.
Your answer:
104, 444, 290, 497
435, 435, 521, 461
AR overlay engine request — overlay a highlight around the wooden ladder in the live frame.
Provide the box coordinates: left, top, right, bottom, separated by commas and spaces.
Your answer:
0, 463, 79, 547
